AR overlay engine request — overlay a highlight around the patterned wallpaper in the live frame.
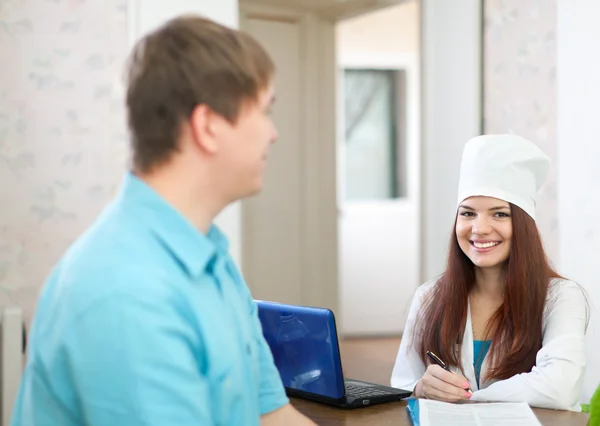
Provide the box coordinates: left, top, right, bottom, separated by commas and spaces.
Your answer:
484, 0, 558, 263
0, 0, 129, 324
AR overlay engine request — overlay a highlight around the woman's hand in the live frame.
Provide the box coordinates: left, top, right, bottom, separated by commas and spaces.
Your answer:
414, 365, 473, 402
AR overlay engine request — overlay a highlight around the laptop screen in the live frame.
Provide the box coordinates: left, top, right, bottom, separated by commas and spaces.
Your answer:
256, 301, 346, 400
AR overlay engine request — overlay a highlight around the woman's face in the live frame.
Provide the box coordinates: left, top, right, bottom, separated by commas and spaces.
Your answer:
455, 196, 513, 269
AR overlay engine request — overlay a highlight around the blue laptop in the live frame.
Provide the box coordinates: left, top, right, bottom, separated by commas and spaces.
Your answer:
256, 300, 411, 409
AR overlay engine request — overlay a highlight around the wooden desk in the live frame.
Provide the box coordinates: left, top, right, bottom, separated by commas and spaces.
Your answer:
290, 338, 590, 426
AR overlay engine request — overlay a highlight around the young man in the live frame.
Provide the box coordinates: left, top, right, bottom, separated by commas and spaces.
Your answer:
11, 15, 315, 426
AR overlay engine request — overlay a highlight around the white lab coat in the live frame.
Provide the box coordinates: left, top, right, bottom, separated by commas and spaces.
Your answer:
391, 278, 589, 411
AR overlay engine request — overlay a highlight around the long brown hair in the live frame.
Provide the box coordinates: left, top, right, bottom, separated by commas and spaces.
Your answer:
415, 203, 562, 381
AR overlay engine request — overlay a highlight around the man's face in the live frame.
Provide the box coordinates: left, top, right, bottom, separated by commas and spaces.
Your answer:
215, 84, 278, 201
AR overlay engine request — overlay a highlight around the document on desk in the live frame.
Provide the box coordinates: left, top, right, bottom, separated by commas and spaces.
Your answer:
418, 400, 542, 426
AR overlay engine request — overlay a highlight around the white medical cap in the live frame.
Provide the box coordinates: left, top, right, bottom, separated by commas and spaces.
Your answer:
457, 134, 551, 220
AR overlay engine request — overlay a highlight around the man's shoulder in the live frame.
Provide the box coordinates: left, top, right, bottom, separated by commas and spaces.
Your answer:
42, 207, 175, 315
67, 202, 149, 258
62, 219, 145, 278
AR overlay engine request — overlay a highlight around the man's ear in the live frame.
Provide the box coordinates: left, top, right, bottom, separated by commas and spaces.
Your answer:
189, 104, 220, 155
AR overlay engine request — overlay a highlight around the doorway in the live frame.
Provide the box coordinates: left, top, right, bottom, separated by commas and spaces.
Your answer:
336, 1, 421, 336
238, 0, 482, 338
239, 0, 418, 336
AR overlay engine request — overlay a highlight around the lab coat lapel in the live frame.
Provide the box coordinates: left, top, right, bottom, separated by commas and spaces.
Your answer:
478, 346, 493, 390
460, 301, 478, 391
478, 326, 500, 390
467, 300, 497, 391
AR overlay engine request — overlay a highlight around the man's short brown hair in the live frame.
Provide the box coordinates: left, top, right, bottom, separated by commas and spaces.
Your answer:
125, 15, 275, 173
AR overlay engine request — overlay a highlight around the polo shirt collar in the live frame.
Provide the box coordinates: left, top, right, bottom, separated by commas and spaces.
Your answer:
116, 173, 230, 278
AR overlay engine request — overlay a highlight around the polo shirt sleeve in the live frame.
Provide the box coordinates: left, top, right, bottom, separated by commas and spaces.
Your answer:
66, 286, 212, 425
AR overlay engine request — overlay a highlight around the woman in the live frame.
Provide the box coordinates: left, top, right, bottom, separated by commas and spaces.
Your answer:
391, 134, 589, 411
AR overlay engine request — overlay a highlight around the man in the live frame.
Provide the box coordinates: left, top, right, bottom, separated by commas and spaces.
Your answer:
11, 15, 315, 426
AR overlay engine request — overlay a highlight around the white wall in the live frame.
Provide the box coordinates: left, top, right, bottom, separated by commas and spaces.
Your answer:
420, 0, 482, 281
337, 2, 419, 56
129, 0, 238, 39
129, 0, 241, 265
556, 0, 600, 403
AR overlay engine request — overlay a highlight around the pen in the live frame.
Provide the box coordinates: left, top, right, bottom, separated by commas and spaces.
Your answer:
426, 350, 473, 394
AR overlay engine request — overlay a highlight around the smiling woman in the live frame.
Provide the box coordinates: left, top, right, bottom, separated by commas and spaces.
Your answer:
456, 197, 513, 269
390, 134, 589, 412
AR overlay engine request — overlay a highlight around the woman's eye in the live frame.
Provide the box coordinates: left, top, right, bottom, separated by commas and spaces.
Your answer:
460, 211, 475, 217
495, 212, 510, 218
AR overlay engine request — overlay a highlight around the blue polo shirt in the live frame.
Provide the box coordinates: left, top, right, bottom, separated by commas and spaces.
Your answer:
11, 173, 289, 426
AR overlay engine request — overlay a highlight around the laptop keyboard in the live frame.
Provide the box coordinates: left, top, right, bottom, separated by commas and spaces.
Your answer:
345, 383, 392, 398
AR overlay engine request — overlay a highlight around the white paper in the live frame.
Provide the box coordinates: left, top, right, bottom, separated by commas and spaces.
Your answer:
419, 399, 542, 426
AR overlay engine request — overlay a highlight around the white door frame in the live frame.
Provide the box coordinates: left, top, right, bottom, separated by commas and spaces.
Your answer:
240, 3, 340, 315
